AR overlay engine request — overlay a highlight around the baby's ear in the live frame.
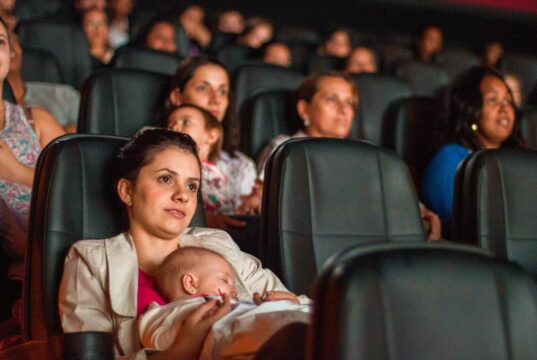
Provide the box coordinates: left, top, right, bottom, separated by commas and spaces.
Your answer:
182, 273, 198, 295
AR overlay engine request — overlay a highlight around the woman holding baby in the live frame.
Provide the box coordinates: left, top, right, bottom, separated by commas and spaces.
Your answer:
58, 128, 308, 359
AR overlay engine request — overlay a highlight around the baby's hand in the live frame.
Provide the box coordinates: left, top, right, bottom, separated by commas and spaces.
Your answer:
253, 291, 299, 304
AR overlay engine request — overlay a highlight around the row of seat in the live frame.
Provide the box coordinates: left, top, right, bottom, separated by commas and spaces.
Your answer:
2, 135, 536, 359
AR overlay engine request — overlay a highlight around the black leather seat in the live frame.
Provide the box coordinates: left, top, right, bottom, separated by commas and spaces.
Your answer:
307, 55, 346, 74
233, 63, 304, 118
520, 106, 537, 149
17, 19, 92, 89
23, 134, 206, 343
381, 96, 441, 187
111, 46, 183, 76
396, 60, 449, 97
21, 46, 64, 83
217, 45, 259, 72
452, 148, 537, 276
350, 73, 412, 144
78, 68, 170, 136
261, 138, 425, 294
239, 89, 302, 158
437, 48, 479, 81
310, 242, 537, 360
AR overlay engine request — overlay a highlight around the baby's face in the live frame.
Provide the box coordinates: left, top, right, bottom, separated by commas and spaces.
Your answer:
196, 256, 237, 298
167, 107, 209, 148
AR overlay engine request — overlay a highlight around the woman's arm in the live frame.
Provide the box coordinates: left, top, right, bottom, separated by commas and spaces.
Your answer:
31, 107, 66, 148
0, 139, 34, 186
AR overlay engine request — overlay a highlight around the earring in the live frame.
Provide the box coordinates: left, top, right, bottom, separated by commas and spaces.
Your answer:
471, 123, 478, 131
303, 117, 310, 127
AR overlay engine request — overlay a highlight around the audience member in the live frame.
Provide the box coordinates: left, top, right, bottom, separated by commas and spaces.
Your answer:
482, 41, 503, 68
421, 66, 525, 222
107, 0, 133, 49
262, 42, 292, 67
237, 19, 274, 49
179, 4, 211, 55
504, 72, 523, 107
81, 7, 114, 65
0, 0, 17, 29
345, 46, 378, 74
166, 57, 257, 228
414, 25, 443, 63
319, 28, 352, 58
0, 17, 65, 282
216, 9, 245, 34
139, 246, 310, 357
143, 19, 177, 53
59, 128, 309, 359
7, 33, 80, 133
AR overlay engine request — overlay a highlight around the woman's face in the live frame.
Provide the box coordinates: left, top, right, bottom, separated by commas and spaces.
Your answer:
118, 147, 201, 239
0, 23, 10, 81
325, 31, 351, 58
171, 64, 230, 122
477, 75, 515, 148
82, 9, 109, 46
299, 76, 356, 139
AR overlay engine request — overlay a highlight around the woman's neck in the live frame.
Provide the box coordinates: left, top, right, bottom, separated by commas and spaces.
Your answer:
130, 226, 180, 276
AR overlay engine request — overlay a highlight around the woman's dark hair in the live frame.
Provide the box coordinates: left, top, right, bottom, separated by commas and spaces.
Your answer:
439, 65, 525, 151
115, 127, 200, 184
164, 103, 223, 162
165, 56, 240, 156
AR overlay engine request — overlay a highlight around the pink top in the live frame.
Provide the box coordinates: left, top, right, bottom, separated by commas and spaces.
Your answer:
137, 269, 166, 317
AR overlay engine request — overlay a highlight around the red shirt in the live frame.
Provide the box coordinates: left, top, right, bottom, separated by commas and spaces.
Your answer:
137, 269, 166, 317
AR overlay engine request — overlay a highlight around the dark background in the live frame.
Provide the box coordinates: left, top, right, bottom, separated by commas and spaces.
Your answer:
134, 0, 537, 54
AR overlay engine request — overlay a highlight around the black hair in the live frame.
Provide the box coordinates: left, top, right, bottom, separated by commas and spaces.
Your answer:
165, 56, 240, 155
115, 127, 200, 184
439, 65, 525, 151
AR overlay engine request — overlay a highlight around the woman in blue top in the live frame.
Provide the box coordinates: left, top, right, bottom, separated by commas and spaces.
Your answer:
421, 66, 525, 222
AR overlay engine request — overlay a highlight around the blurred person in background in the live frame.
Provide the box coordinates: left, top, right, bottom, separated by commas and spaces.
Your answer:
108, 0, 134, 49
414, 25, 442, 63
319, 27, 352, 58
482, 41, 503, 69
262, 42, 292, 68
81, 7, 114, 66
179, 4, 211, 55
345, 46, 378, 74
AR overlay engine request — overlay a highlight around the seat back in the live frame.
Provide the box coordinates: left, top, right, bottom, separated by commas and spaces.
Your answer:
233, 63, 304, 116
351, 73, 412, 145
111, 47, 183, 76
261, 138, 425, 294
239, 90, 302, 158
78, 68, 170, 136
452, 148, 537, 276
24, 134, 206, 340
396, 61, 449, 97
381, 96, 441, 186
217, 45, 258, 72
17, 20, 92, 89
520, 106, 537, 149
310, 242, 537, 360
437, 48, 479, 81
21, 46, 64, 83
307, 55, 346, 74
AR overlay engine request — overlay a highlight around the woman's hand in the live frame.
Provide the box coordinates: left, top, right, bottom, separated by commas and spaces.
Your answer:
152, 294, 232, 360
253, 291, 299, 305
235, 180, 263, 215
206, 213, 247, 229
0, 140, 33, 186
420, 205, 442, 241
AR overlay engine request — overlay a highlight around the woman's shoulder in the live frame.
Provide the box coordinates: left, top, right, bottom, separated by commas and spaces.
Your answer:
433, 143, 471, 159
181, 227, 240, 252
68, 233, 129, 258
